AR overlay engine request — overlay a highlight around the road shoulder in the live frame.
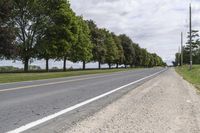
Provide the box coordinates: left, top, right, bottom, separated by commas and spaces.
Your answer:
66, 68, 200, 133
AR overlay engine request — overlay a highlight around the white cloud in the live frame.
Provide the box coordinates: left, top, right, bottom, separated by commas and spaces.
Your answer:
70, 0, 200, 64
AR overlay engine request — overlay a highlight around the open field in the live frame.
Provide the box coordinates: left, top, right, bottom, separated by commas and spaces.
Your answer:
176, 65, 200, 91
0, 68, 136, 84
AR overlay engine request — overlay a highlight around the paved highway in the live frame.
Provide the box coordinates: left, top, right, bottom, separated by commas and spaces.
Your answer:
0, 68, 166, 133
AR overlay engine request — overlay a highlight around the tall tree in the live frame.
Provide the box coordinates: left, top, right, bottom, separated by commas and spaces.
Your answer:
119, 34, 135, 68
0, 0, 16, 59
35, 0, 75, 72
87, 20, 106, 69
10, 0, 49, 71
133, 44, 142, 67
70, 17, 93, 70
185, 30, 200, 64
103, 30, 118, 69
177, 30, 200, 65
47, 0, 79, 71
174, 52, 181, 66
186, 30, 199, 49
140, 48, 150, 67
34, 1, 57, 72
111, 33, 124, 68
130, 42, 138, 67
35, 32, 57, 72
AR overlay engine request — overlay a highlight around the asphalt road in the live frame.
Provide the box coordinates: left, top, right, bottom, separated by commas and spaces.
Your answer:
0, 68, 165, 133
67, 68, 200, 133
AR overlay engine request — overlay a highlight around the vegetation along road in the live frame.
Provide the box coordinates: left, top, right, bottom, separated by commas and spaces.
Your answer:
0, 0, 165, 72
0, 68, 137, 83
176, 65, 200, 91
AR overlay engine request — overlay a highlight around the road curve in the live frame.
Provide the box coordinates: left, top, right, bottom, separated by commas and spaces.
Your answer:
0, 68, 165, 133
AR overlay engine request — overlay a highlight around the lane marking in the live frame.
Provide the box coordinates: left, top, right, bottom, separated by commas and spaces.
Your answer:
7, 69, 166, 133
0, 74, 113, 93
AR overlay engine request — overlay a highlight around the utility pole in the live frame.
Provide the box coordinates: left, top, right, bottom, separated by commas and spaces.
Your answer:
189, 3, 192, 70
181, 32, 183, 66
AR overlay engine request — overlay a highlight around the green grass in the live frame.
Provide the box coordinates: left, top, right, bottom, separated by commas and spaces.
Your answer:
0, 68, 135, 83
175, 65, 200, 91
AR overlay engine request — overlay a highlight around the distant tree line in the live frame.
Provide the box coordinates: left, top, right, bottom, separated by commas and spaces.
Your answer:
174, 30, 200, 66
0, 0, 165, 72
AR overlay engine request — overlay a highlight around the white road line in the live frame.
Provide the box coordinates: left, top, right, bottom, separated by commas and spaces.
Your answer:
7, 69, 167, 133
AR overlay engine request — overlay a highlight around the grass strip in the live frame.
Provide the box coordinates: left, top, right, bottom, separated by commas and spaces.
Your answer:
0, 68, 136, 83
175, 65, 200, 91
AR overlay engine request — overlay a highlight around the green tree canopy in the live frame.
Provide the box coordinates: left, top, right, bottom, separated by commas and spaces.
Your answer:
70, 17, 93, 70
132, 44, 142, 66
119, 34, 135, 68
176, 30, 200, 65
103, 30, 118, 68
1, 1, 165, 71
87, 20, 107, 69
45, 0, 79, 71
111, 33, 125, 68
10, 0, 51, 71
0, 0, 16, 59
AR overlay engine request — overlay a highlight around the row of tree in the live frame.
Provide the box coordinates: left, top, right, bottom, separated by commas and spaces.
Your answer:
174, 30, 200, 66
0, 0, 165, 72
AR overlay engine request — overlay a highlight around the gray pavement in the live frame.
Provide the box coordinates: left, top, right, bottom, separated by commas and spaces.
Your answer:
0, 68, 165, 133
66, 68, 200, 133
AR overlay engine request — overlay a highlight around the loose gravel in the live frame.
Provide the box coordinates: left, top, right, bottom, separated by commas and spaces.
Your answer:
66, 69, 200, 133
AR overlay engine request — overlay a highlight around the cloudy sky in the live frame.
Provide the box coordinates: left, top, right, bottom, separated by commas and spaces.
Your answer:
70, 0, 200, 64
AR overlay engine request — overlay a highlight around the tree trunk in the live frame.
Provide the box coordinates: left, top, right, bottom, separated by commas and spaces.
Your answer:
130, 64, 133, 68
63, 57, 67, 71
83, 61, 86, 70
108, 63, 111, 69
24, 58, 29, 72
98, 61, 101, 69
116, 63, 119, 68
46, 58, 49, 72
125, 64, 127, 68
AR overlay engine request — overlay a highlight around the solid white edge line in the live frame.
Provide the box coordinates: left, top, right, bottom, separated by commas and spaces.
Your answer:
7, 69, 167, 133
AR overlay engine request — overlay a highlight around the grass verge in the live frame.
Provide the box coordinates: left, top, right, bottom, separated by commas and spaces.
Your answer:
0, 68, 136, 84
175, 65, 200, 91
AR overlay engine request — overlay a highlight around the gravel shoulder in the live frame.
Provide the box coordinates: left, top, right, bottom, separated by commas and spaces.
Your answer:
66, 68, 200, 133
